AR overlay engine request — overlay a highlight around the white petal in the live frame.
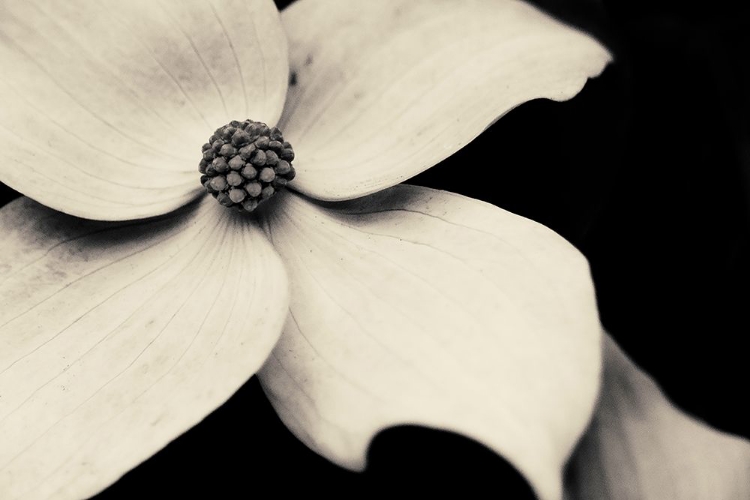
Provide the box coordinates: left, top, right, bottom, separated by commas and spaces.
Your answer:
0, 196, 289, 499
279, 0, 611, 201
0, 0, 288, 220
257, 186, 602, 500
566, 335, 750, 500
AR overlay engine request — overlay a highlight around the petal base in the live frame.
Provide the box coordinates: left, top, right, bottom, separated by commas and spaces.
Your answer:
279, 0, 611, 201
0, 196, 289, 499
258, 186, 602, 500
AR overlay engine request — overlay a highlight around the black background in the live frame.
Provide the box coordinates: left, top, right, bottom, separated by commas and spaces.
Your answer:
2, 0, 748, 497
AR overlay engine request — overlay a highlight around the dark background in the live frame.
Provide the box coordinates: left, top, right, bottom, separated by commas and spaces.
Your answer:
2, 0, 747, 497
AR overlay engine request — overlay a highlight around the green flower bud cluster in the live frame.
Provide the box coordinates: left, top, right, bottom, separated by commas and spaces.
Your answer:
199, 119, 296, 212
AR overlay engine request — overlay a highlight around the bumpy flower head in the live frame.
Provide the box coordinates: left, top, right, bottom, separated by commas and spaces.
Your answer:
199, 120, 296, 212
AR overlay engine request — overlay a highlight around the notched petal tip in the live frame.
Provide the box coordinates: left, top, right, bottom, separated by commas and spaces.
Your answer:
279, 0, 612, 202
258, 185, 602, 500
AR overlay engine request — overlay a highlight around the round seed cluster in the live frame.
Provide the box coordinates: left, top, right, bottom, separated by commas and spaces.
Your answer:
199, 120, 296, 212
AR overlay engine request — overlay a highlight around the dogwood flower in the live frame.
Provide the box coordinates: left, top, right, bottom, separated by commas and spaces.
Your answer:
0, 0, 614, 499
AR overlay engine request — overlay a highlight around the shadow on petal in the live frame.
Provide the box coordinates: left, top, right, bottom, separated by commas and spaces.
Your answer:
0, 196, 288, 499
279, 0, 611, 201
0, 0, 288, 220
565, 334, 750, 500
258, 185, 602, 500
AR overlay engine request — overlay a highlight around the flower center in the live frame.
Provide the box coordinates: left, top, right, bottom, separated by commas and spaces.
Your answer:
199, 120, 296, 212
